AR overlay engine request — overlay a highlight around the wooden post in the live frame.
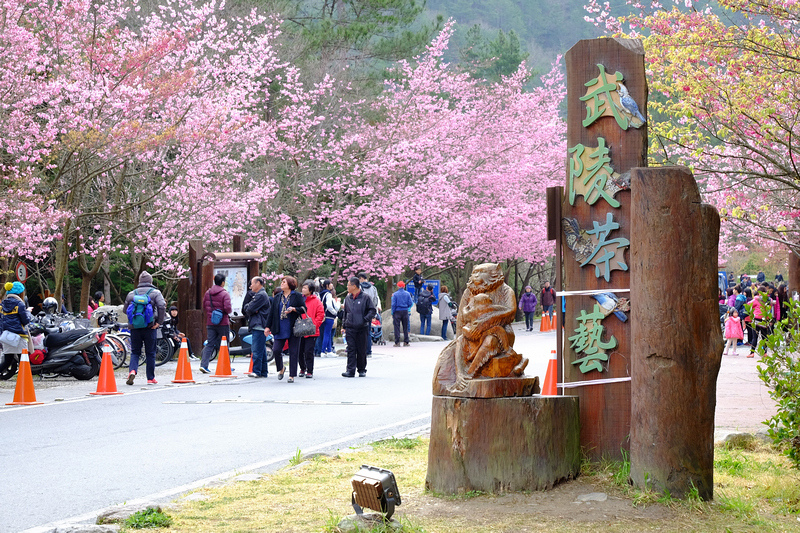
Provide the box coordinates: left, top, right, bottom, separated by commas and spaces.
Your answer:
629, 166, 722, 500
561, 38, 647, 460
789, 249, 800, 294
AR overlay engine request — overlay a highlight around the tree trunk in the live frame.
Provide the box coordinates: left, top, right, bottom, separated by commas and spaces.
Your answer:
630, 166, 722, 501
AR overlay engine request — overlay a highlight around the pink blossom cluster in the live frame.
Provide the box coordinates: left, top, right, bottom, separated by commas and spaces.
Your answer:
1, 3, 567, 283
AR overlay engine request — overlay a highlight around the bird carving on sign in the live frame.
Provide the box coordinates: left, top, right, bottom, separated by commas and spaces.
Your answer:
562, 217, 594, 263
591, 292, 631, 322
616, 82, 646, 128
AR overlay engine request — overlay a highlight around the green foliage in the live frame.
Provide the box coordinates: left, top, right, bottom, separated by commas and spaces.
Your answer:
459, 25, 529, 82
285, 0, 443, 67
757, 298, 800, 469
289, 448, 304, 466
123, 508, 173, 529
374, 437, 424, 449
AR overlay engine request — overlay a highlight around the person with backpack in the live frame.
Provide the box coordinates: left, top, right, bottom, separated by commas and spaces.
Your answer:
200, 273, 233, 373
125, 271, 166, 385
417, 284, 434, 336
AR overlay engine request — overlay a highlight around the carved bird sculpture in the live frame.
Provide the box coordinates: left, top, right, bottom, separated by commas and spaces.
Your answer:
562, 217, 594, 263
591, 292, 630, 322
617, 83, 646, 125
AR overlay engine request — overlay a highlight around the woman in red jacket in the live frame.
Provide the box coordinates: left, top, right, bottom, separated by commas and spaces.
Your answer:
299, 280, 325, 379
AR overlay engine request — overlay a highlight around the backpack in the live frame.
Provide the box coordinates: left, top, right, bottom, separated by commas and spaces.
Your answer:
416, 292, 432, 314
127, 288, 155, 329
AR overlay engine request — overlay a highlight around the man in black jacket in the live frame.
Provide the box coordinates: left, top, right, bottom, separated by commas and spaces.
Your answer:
342, 276, 377, 378
244, 277, 272, 378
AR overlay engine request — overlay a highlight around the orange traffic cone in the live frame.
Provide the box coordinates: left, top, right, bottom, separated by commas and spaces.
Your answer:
172, 338, 195, 383
248, 355, 254, 373
540, 314, 550, 332
548, 313, 558, 331
212, 336, 237, 378
7, 349, 43, 405
90, 344, 123, 395
542, 350, 558, 396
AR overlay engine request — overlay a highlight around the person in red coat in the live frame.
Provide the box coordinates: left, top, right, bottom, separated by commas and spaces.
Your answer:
299, 279, 325, 379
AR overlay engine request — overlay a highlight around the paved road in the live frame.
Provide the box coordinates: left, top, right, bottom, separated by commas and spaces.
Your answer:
1, 327, 555, 533
0, 325, 774, 532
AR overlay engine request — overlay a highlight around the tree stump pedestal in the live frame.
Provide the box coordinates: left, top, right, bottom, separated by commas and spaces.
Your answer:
426, 395, 581, 494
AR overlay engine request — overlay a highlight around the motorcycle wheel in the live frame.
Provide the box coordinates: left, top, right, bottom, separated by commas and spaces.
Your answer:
266, 346, 274, 363
155, 338, 174, 366
74, 347, 102, 380
0, 353, 18, 380
102, 337, 127, 369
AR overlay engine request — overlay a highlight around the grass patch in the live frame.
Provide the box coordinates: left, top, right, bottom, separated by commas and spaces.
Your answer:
164, 437, 800, 533
123, 508, 173, 529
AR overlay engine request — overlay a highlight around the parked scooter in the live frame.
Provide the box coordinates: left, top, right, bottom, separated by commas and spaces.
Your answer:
18, 317, 105, 380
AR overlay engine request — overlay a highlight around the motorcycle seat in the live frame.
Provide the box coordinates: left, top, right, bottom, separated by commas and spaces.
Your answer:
44, 329, 90, 350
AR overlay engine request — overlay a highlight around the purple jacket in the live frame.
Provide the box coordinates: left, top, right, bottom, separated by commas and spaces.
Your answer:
203, 285, 232, 326
519, 292, 538, 313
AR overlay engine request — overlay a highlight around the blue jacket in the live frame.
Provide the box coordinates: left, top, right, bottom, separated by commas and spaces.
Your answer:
244, 289, 272, 330
391, 289, 413, 314
1, 295, 31, 335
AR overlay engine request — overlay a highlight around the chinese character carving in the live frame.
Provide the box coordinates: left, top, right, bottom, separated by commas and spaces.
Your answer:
568, 137, 631, 208
568, 303, 617, 374
562, 213, 630, 282
580, 64, 645, 130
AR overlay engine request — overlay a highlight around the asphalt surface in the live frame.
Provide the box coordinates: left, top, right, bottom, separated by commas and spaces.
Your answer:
0, 324, 775, 532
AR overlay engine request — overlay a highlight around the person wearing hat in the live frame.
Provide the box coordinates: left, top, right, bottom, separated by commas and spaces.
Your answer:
124, 271, 166, 385
1, 281, 33, 358
391, 281, 413, 347
518, 285, 538, 331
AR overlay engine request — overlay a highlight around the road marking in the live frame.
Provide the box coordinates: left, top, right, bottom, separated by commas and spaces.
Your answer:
20, 414, 431, 533
163, 399, 376, 405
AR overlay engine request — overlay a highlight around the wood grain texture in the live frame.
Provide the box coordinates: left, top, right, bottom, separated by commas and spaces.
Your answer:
629, 166, 722, 500
563, 38, 647, 461
426, 396, 581, 494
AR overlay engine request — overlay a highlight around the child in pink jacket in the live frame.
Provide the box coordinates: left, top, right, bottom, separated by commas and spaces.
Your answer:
724, 308, 744, 356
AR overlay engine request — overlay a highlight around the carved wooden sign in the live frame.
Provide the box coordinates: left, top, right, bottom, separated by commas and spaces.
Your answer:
556, 38, 648, 461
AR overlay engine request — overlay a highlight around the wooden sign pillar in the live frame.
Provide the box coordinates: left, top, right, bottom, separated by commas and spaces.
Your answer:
177, 237, 261, 354
557, 38, 647, 461
630, 166, 722, 500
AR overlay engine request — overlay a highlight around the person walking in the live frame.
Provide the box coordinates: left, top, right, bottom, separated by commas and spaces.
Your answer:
244, 276, 271, 378
342, 276, 377, 378
437, 286, 455, 340
265, 276, 306, 382
200, 273, 233, 373
319, 279, 340, 357
518, 286, 538, 331
723, 308, 744, 356
299, 280, 325, 379
541, 281, 556, 323
748, 292, 771, 358
358, 272, 381, 357
416, 284, 434, 336
391, 281, 413, 346
125, 272, 166, 385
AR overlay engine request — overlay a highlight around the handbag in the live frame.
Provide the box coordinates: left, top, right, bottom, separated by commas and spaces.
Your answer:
0, 330, 24, 350
293, 315, 316, 337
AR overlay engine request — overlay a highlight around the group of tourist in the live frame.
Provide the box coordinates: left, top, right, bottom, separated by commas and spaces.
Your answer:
720, 275, 791, 358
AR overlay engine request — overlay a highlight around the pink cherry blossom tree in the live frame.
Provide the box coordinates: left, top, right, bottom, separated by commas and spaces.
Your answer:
585, 0, 800, 268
